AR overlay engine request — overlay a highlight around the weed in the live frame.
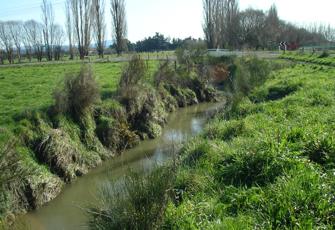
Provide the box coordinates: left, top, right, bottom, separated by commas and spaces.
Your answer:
53, 65, 100, 119
89, 166, 174, 230
118, 55, 147, 94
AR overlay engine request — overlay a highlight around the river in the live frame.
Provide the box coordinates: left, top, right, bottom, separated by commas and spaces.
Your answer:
19, 102, 223, 230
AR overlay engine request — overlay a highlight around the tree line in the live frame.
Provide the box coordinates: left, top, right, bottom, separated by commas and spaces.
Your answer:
203, 0, 335, 50
0, 0, 128, 64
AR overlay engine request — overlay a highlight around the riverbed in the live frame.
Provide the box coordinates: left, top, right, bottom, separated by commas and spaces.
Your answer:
19, 102, 223, 230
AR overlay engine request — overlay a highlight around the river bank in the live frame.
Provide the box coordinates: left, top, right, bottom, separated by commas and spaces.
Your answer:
101, 62, 335, 229
0, 55, 218, 226
19, 101, 223, 230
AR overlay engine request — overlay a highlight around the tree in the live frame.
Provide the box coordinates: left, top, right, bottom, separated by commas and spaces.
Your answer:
41, 0, 55, 61
203, 0, 217, 49
65, 0, 75, 60
23, 20, 44, 62
110, 0, 127, 55
53, 25, 64, 61
240, 8, 266, 49
8, 21, 23, 62
70, 0, 94, 59
264, 4, 280, 49
93, 0, 106, 58
0, 21, 14, 64
203, 0, 240, 49
22, 24, 33, 62
224, 0, 240, 48
135, 32, 170, 52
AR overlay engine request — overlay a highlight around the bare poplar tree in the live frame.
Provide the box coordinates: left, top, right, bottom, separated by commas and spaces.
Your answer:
225, 0, 240, 48
22, 24, 33, 62
65, 0, 75, 60
53, 25, 65, 61
264, 4, 280, 48
203, 0, 240, 49
0, 22, 14, 64
41, 0, 55, 61
110, 0, 127, 55
203, 0, 217, 49
0, 49, 4, 64
24, 20, 44, 62
70, 0, 94, 59
240, 8, 266, 48
93, 0, 106, 58
8, 21, 23, 63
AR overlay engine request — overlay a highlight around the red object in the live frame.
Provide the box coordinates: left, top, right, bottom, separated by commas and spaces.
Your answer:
287, 42, 299, 50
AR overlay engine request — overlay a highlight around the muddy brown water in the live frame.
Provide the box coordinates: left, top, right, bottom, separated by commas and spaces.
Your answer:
19, 102, 224, 230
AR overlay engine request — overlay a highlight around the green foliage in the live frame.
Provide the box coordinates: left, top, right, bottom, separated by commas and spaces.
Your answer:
205, 119, 246, 141
304, 134, 335, 168
53, 65, 100, 119
153, 61, 177, 87
281, 52, 335, 66
89, 166, 174, 230
118, 55, 147, 93
176, 40, 207, 69
250, 81, 301, 103
232, 56, 271, 95
160, 63, 335, 228
318, 50, 330, 58
215, 143, 293, 187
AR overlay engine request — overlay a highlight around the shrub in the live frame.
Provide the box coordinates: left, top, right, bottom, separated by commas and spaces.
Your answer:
89, 166, 174, 230
176, 40, 207, 68
118, 55, 147, 93
232, 57, 271, 96
53, 65, 100, 119
154, 61, 177, 87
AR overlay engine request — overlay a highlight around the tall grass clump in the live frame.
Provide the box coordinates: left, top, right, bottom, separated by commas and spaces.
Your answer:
0, 140, 34, 225
304, 134, 335, 168
53, 65, 100, 119
89, 166, 175, 230
118, 55, 147, 94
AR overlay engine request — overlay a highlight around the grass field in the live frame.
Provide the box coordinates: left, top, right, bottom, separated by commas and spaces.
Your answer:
0, 51, 175, 65
0, 60, 158, 145
161, 63, 335, 228
281, 51, 335, 66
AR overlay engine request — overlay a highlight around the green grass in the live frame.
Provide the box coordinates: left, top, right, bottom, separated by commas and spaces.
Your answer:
162, 64, 335, 229
0, 61, 158, 145
281, 52, 335, 66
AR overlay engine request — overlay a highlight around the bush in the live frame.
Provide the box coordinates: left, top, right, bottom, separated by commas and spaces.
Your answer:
53, 65, 100, 119
118, 55, 147, 93
154, 61, 177, 87
176, 40, 207, 67
89, 166, 174, 230
233, 57, 271, 96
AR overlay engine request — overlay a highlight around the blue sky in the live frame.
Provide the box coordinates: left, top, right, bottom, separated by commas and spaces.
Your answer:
0, 0, 334, 42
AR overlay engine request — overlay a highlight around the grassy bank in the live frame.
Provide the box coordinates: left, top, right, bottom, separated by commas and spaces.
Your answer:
281, 51, 335, 66
163, 63, 335, 228
90, 61, 335, 229
0, 52, 217, 222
